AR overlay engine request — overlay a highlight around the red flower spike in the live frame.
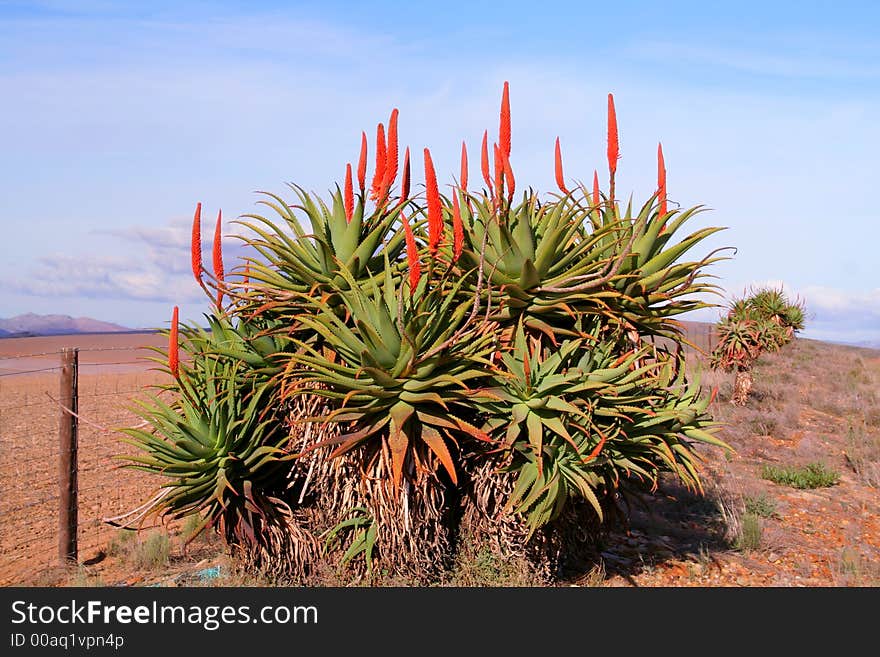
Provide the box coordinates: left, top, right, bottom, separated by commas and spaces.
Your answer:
480, 130, 492, 191
554, 137, 568, 194
607, 93, 619, 175
401, 147, 411, 201
501, 148, 515, 201
452, 193, 464, 262
424, 148, 443, 256
500, 81, 511, 159
168, 305, 179, 379
344, 163, 354, 223
493, 142, 504, 204
369, 123, 386, 201
657, 142, 667, 219
242, 262, 250, 288
213, 210, 225, 307
401, 212, 421, 293
380, 108, 399, 202
460, 141, 468, 192
357, 131, 368, 193
191, 202, 203, 287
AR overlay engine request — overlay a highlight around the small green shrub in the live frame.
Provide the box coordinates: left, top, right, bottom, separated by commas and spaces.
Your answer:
761, 462, 840, 489
845, 424, 880, 488
107, 530, 135, 557
735, 513, 762, 551
749, 415, 778, 436
743, 493, 777, 518
130, 530, 171, 570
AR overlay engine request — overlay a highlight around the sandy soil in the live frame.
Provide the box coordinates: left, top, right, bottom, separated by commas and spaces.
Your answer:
0, 333, 169, 585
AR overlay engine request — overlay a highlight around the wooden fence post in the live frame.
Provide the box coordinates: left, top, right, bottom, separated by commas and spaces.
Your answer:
59, 347, 79, 564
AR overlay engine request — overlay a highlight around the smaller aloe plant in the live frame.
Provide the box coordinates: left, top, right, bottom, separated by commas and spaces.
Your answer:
121, 327, 292, 547
711, 287, 806, 405
321, 506, 378, 574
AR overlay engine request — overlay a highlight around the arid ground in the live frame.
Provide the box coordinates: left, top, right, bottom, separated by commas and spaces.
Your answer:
1, 330, 877, 587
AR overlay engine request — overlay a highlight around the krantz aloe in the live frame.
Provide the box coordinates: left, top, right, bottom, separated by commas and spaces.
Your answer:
122, 81, 733, 582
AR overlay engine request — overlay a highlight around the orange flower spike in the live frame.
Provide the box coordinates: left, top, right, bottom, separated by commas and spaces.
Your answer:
344, 163, 354, 223
191, 202, 203, 287
357, 131, 368, 193
369, 123, 386, 200
401, 212, 421, 293
554, 137, 568, 194
452, 192, 464, 262
493, 142, 504, 203
168, 305, 179, 379
401, 146, 411, 201
380, 108, 399, 202
242, 262, 250, 288
480, 130, 492, 191
424, 148, 443, 256
592, 170, 600, 207
499, 80, 511, 159
502, 149, 515, 201
657, 142, 667, 218
212, 210, 225, 307
607, 93, 619, 175
460, 141, 468, 192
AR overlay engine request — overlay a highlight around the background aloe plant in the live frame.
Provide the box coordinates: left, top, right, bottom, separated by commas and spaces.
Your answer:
711, 286, 807, 405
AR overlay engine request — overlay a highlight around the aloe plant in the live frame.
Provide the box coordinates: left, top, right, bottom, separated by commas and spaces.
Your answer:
121, 325, 291, 548
122, 81, 734, 582
711, 287, 806, 405
281, 256, 497, 488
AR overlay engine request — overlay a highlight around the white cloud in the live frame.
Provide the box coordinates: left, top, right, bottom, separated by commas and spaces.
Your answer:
14, 215, 254, 305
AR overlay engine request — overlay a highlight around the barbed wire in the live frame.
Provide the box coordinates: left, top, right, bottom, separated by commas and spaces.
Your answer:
0, 366, 61, 377
0, 350, 63, 361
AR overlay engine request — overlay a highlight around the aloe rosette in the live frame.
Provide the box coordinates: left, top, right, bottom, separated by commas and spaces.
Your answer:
121, 333, 291, 547
280, 258, 497, 488
481, 321, 726, 535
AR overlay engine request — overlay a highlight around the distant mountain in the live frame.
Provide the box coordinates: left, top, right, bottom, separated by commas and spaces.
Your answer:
0, 313, 131, 337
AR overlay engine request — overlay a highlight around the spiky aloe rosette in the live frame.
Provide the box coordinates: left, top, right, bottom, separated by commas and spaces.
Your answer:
122, 83, 731, 582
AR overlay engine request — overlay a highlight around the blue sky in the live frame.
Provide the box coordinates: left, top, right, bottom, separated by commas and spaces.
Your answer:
1, 0, 879, 344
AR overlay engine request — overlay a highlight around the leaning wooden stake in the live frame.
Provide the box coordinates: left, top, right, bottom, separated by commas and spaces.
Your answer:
59, 347, 79, 564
